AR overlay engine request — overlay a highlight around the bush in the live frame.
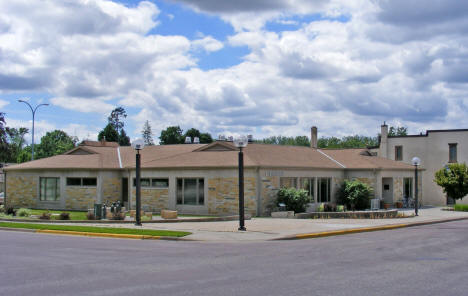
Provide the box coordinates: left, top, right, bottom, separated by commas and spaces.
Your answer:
276, 187, 311, 213
5, 206, 16, 216
0, 205, 4, 213
317, 203, 325, 212
39, 212, 51, 220
337, 180, 373, 210
337, 205, 345, 212
324, 203, 337, 212
86, 212, 96, 220
17, 208, 31, 217
454, 204, 468, 212
58, 212, 70, 220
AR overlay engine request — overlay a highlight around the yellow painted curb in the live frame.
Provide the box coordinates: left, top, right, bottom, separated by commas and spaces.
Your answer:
36, 229, 161, 240
294, 223, 409, 239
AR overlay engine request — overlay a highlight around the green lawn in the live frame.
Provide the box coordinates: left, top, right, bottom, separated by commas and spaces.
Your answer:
0, 222, 191, 237
29, 209, 88, 220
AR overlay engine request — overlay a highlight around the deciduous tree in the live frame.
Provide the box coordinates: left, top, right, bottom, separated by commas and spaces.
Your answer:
435, 163, 468, 204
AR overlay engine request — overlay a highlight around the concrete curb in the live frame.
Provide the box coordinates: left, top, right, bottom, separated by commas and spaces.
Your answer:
0, 227, 194, 241
274, 216, 468, 240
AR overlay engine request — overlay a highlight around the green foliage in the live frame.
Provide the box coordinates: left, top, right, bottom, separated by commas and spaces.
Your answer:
317, 203, 325, 212
337, 180, 372, 210
276, 187, 311, 213
36, 130, 76, 158
318, 135, 378, 149
98, 123, 119, 142
259, 135, 310, 147
183, 128, 213, 144
141, 120, 154, 146
39, 211, 51, 220
118, 129, 130, 146
16, 146, 32, 163
388, 126, 408, 136
159, 126, 183, 144
454, 204, 468, 212
108, 107, 127, 133
435, 163, 468, 202
337, 205, 345, 212
0, 112, 30, 162
0, 112, 7, 159
199, 132, 213, 144
17, 208, 31, 217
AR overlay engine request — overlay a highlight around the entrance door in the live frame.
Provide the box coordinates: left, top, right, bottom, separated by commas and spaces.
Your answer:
382, 178, 393, 204
122, 178, 128, 208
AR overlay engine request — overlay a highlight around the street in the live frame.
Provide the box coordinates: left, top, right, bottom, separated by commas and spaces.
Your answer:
1, 220, 468, 296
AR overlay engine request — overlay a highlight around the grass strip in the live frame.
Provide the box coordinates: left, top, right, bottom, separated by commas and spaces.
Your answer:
29, 210, 88, 220
0, 222, 191, 237
454, 204, 468, 212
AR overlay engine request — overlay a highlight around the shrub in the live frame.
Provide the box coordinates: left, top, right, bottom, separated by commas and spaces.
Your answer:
324, 203, 337, 212
5, 206, 16, 216
86, 212, 96, 220
276, 187, 311, 213
337, 180, 372, 210
0, 205, 4, 213
337, 205, 345, 212
17, 208, 31, 217
58, 212, 70, 220
454, 204, 468, 212
39, 212, 51, 220
435, 163, 468, 204
317, 203, 325, 212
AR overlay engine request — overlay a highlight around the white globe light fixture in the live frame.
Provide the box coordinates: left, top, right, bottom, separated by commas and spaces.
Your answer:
411, 156, 421, 216
234, 135, 248, 148
132, 138, 145, 226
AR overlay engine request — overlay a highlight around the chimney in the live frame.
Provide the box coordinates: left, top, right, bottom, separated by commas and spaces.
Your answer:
379, 122, 388, 158
311, 126, 318, 149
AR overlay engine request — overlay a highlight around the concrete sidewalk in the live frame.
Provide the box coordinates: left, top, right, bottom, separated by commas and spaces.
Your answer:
57, 207, 468, 242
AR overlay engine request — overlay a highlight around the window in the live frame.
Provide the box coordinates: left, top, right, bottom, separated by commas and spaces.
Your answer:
317, 178, 331, 203
40, 177, 60, 201
280, 177, 297, 188
395, 146, 403, 161
177, 178, 204, 205
449, 143, 457, 163
300, 177, 315, 201
133, 178, 168, 188
66, 177, 97, 187
404, 178, 413, 198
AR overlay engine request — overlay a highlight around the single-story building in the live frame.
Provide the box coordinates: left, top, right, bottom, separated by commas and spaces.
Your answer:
3, 128, 419, 216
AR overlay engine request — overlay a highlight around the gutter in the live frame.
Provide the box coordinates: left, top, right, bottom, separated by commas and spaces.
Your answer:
317, 149, 346, 168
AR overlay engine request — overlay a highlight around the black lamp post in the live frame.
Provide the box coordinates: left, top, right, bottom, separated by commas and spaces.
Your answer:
412, 156, 421, 216
132, 139, 145, 226
18, 100, 49, 160
234, 136, 248, 231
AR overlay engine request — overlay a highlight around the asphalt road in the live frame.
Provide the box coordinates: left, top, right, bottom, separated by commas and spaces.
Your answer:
1, 220, 468, 296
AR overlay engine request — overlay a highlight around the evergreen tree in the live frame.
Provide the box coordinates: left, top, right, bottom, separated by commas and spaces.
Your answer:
142, 120, 154, 146
118, 129, 131, 146
108, 107, 127, 135
98, 123, 119, 142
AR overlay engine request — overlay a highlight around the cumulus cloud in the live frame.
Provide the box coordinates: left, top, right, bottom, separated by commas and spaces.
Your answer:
0, 99, 9, 109
1, 0, 468, 140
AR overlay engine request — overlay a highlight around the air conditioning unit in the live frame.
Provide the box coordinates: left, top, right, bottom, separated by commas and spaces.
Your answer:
193, 137, 200, 144
185, 137, 192, 144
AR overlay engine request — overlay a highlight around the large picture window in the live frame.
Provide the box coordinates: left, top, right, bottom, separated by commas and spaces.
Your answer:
318, 177, 331, 203
40, 177, 60, 201
300, 177, 315, 201
177, 178, 204, 205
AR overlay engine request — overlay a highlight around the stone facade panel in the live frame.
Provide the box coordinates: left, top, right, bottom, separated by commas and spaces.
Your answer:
5, 175, 37, 208
65, 187, 97, 210
207, 177, 257, 216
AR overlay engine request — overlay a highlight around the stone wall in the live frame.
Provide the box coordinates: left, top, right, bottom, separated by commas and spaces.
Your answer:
207, 177, 257, 216
102, 177, 121, 203
260, 176, 280, 216
5, 174, 37, 208
65, 187, 97, 210
131, 188, 169, 212
354, 177, 376, 198
393, 177, 403, 202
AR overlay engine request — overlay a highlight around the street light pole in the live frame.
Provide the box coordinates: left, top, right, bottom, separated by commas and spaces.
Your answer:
18, 100, 49, 160
412, 157, 421, 216
132, 139, 145, 226
234, 136, 248, 231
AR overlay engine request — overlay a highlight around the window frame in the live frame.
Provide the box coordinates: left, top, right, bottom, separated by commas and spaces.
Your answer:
300, 177, 315, 202
317, 177, 331, 203
40, 177, 60, 201
133, 178, 169, 188
176, 178, 205, 206
66, 177, 97, 187
449, 143, 457, 163
395, 145, 403, 161
404, 177, 413, 198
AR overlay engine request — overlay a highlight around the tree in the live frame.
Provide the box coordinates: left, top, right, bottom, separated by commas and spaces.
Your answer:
159, 126, 183, 145
108, 107, 127, 135
6, 127, 29, 162
17, 146, 32, 163
388, 126, 407, 136
0, 112, 8, 161
118, 129, 130, 146
184, 128, 201, 142
199, 132, 213, 144
434, 163, 468, 204
259, 135, 310, 147
98, 123, 119, 142
336, 180, 373, 210
141, 120, 154, 146
36, 130, 76, 158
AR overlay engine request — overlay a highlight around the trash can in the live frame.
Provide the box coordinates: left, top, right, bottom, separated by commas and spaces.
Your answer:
94, 203, 102, 220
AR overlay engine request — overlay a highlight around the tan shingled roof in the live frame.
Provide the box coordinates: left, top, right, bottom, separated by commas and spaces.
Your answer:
320, 148, 415, 170
5, 142, 413, 171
